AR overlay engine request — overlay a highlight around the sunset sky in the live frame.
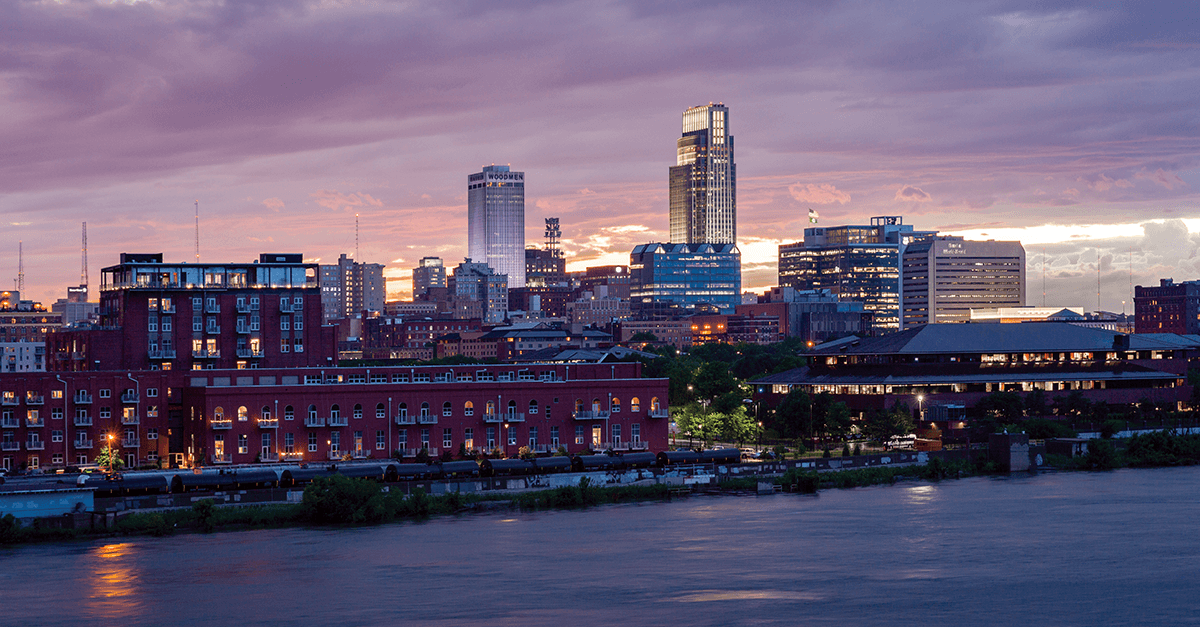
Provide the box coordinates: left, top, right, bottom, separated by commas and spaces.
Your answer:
2, 0, 1197, 312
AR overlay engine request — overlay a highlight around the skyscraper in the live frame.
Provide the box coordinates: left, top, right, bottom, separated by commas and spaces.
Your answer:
412, 257, 447, 298
900, 237, 1025, 328
468, 165, 525, 288
319, 253, 385, 322
670, 104, 735, 245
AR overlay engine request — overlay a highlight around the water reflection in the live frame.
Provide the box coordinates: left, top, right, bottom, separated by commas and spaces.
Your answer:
85, 543, 143, 620
905, 484, 936, 505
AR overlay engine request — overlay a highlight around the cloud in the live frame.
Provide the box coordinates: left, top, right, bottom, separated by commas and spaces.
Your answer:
310, 190, 384, 212
604, 224, 649, 234
789, 183, 851, 205
1134, 168, 1188, 190
261, 197, 285, 211
894, 185, 931, 202
1080, 174, 1133, 192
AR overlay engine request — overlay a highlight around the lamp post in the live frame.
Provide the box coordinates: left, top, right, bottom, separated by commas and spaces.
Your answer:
917, 394, 925, 423
503, 422, 509, 458
757, 421, 763, 454
106, 433, 115, 473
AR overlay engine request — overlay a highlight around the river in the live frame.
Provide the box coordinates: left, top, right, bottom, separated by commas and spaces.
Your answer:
3, 467, 1199, 626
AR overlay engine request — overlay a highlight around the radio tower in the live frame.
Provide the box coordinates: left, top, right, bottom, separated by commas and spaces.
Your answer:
17, 241, 24, 294
81, 222, 89, 294
355, 213, 360, 260
194, 200, 201, 263
544, 217, 562, 258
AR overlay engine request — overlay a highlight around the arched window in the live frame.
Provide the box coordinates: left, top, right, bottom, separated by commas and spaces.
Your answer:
376, 403, 386, 419
398, 403, 408, 418
308, 405, 317, 420
353, 403, 363, 420
420, 402, 430, 417
284, 405, 294, 421
650, 397, 660, 412
443, 401, 452, 417
237, 406, 249, 421
630, 397, 640, 412
592, 398, 601, 412
528, 400, 538, 415
574, 399, 584, 413
464, 401, 474, 416
214, 406, 224, 420
486, 400, 495, 415
261, 406, 271, 420
330, 404, 340, 419
611, 398, 621, 413
507, 400, 517, 416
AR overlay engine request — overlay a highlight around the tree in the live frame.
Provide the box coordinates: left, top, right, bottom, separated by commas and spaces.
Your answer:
1024, 389, 1049, 417
1053, 390, 1091, 417
976, 391, 1025, 422
693, 360, 739, 400
863, 404, 914, 443
772, 389, 812, 439
629, 332, 658, 343
96, 444, 123, 472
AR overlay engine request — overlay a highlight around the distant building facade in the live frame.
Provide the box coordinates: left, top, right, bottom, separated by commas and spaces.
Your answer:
412, 257, 447, 299
630, 243, 741, 313
901, 237, 1025, 328
1135, 279, 1200, 334
468, 165, 525, 288
449, 260, 508, 325
670, 104, 735, 245
320, 253, 385, 322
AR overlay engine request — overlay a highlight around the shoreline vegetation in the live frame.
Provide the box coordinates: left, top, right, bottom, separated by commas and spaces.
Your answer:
5, 430, 1200, 546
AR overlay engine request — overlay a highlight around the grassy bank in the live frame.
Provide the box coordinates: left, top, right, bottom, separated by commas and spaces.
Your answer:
779, 457, 996, 493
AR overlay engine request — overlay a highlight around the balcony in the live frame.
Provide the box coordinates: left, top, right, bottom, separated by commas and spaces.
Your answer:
206, 302, 221, 314
160, 302, 176, 314
650, 409, 669, 419
279, 301, 295, 313
75, 439, 94, 449
237, 348, 264, 359
349, 449, 369, 460
1, 442, 20, 452
148, 349, 177, 360
1, 396, 17, 406
327, 416, 349, 427
25, 417, 44, 428
327, 450, 344, 460
122, 438, 140, 448
260, 452, 280, 462
258, 418, 279, 429
121, 414, 139, 425
304, 416, 325, 428
121, 391, 139, 403
75, 392, 93, 404
484, 413, 524, 423
629, 440, 650, 451
25, 395, 44, 406
395, 414, 416, 425
206, 325, 221, 335
236, 302, 250, 313
417, 414, 438, 425
74, 415, 93, 427
1, 417, 18, 428
212, 454, 232, 464
236, 324, 250, 335
193, 349, 221, 359
280, 451, 304, 461
212, 419, 233, 430
573, 410, 611, 421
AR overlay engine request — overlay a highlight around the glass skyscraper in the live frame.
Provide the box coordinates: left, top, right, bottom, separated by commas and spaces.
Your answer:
468, 165, 525, 288
630, 243, 742, 313
670, 104, 735, 245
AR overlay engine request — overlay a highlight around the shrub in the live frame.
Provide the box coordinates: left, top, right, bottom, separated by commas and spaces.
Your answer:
301, 476, 390, 524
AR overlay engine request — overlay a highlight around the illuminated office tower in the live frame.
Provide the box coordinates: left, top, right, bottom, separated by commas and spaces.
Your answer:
670, 104, 735, 245
467, 165, 525, 288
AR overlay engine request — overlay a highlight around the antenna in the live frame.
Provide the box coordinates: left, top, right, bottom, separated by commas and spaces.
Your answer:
1096, 248, 1101, 312
1042, 247, 1046, 307
544, 218, 562, 258
194, 200, 200, 263
17, 240, 24, 294
355, 213, 360, 260
81, 222, 88, 293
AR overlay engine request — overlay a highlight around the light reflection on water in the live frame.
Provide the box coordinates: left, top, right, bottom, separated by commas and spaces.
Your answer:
3, 468, 1200, 626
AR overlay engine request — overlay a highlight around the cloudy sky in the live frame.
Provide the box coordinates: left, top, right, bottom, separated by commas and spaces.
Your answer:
2, 0, 1198, 311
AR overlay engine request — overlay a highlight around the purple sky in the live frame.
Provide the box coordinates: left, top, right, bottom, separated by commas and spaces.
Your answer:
3, 0, 1198, 313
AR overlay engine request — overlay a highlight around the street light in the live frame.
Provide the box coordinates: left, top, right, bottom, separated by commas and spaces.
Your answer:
757, 421, 763, 454
917, 394, 925, 423
106, 433, 116, 473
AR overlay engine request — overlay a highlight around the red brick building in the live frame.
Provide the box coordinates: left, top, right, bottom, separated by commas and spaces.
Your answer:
1135, 279, 1200, 334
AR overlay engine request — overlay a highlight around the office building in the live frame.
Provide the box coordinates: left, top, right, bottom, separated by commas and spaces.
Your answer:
737, 288, 874, 343
670, 104, 735, 245
901, 237, 1025, 328
1135, 279, 1200, 334
320, 254, 385, 322
778, 216, 932, 333
468, 165, 525, 288
412, 257, 447, 299
449, 259, 508, 324
630, 243, 741, 313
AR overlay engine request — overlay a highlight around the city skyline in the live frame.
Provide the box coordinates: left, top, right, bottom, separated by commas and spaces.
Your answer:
1, 1, 1197, 313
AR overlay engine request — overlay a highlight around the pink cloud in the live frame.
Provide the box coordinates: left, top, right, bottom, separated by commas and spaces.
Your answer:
894, 185, 931, 202
1134, 168, 1188, 190
310, 190, 384, 212
261, 197, 285, 211
789, 183, 851, 205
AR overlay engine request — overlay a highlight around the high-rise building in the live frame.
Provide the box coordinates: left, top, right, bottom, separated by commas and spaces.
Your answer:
468, 165, 525, 288
319, 253, 385, 322
778, 217, 933, 333
670, 104, 735, 245
901, 237, 1025, 328
449, 259, 508, 324
412, 257, 447, 298
630, 243, 741, 313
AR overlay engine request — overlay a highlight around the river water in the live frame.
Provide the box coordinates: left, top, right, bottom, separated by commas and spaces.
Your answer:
3, 468, 1199, 626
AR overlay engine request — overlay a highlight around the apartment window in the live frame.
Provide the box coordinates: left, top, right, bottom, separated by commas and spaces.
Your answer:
308, 432, 317, 452
99, 407, 111, 420
376, 430, 385, 450
147, 428, 158, 440
575, 425, 584, 445
631, 423, 641, 442
294, 315, 303, 331
51, 407, 63, 420
611, 398, 621, 413
330, 432, 340, 451
292, 296, 303, 309
147, 388, 158, 397
284, 405, 294, 421
206, 297, 217, 311
464, 401, 474, 416
148, 317, 158, 333
238, 434, 248, 455
285, 433, 295, 454
51, 390, 63, 399
280, 317, 290, 331
508, 426, 517, 446
192, 297, 202, 311
486, 426, 495, 449
294, 337, 303, 352
162, 317, 172, 332
397, 431, 407, 449
442, 402, 452, 417
528, 400, 538, 415
443, 428, 452, 450
376, 403, 386, 419
280, 338, 290, 352
99, 389, 111, 398
464, 428, 473, 450
551, 426, 560, 447
353, 404, 363, 420
250, 313, 260, 331
529, 427, 538, 448
611, 424, 621, 444
420, 428, 430, 449
52, 453, 63, 465
192, 315, 202, 332
262, 433, 272, 455
250, 296, 260, 310
52, 430, 63, 443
